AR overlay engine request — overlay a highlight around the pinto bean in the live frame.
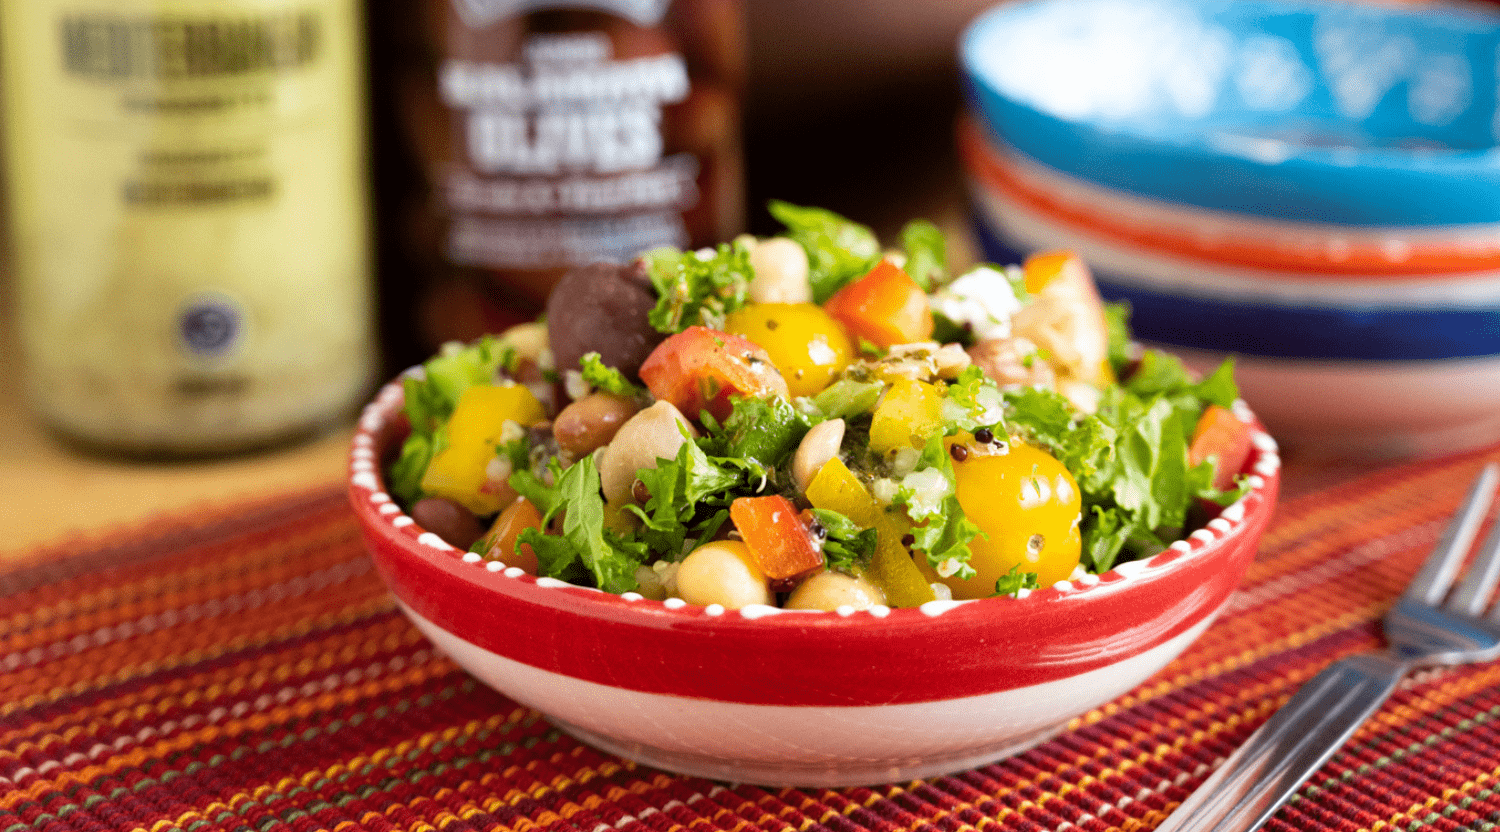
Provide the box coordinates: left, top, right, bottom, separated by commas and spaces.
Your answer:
410, 497, 484, 551
553, 393, 640, 460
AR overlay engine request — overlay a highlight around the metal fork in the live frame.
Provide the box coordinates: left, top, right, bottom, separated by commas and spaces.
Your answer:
1156, 461, 1500, 832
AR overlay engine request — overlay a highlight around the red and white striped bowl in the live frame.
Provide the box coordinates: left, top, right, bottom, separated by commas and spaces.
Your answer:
348, 375, 1282, 787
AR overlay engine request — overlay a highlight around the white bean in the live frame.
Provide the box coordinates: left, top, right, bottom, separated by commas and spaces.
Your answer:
674, 540, 772, 608
597, 400, 696, 504
747, 237, 812, 304
784, 570, 886, 611
792, 418, 845, 494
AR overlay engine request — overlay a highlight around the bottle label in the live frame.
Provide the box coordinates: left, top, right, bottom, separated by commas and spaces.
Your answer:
178, 291, 247, 359
438, 29, 698, 271
2, 0, 374, 446
59, 12, 321, 80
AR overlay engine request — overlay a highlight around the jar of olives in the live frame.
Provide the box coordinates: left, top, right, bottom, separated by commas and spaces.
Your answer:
371, 0, 745, 359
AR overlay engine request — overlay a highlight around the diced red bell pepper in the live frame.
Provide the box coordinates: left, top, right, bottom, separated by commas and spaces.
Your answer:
730, 494, 824, 591
1189, 404, 1254, 491
638, 326, 790, 422
822, 260, 934, 348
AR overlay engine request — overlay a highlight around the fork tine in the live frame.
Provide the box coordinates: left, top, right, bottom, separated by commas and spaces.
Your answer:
1451, 515, 1500, 617
1403, 463, 1500, 607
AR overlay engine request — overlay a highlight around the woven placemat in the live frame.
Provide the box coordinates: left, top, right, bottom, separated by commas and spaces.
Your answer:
5, 446, 1500, 832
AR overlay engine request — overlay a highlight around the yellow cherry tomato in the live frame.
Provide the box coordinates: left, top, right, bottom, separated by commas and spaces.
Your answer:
940, 435, 1082, 598
723, 303, 854, 398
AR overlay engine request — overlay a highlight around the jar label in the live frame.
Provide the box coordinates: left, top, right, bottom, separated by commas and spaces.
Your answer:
453, 0, 672, 28
438, 30, 698, 271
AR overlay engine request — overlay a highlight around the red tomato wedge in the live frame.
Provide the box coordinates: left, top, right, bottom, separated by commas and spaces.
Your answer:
638, 326, 790, 422
1189, 404, 1254, 491
822, 261, 934, 348
730, 494, 825, 590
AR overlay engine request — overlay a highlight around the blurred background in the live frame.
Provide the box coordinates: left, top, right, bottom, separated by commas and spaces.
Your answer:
4, 0, 1497, 547
0, 0, 998, 544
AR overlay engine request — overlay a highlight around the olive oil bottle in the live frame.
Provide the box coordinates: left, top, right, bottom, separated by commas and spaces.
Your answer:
1, 0, 375, 455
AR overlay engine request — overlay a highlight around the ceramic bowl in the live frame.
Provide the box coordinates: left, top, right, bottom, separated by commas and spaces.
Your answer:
959, 0, 1500, 458
348, 376, 1282, 787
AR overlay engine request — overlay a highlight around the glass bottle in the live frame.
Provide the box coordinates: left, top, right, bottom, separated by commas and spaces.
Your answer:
373, 0, 745, 355
1, 0, 376, 455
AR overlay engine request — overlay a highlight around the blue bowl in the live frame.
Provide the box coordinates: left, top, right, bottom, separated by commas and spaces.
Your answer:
958, 0, 1500, 458
961, 0, 1500, 226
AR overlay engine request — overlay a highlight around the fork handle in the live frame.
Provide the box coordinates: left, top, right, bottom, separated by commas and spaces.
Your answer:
1154, 651, 1410, 832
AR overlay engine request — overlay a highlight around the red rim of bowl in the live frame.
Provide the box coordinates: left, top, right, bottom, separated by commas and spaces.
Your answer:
349, 373, 1282, 706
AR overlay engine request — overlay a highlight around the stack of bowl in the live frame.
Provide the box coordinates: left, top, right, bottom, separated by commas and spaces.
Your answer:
959, 0, 1500, 458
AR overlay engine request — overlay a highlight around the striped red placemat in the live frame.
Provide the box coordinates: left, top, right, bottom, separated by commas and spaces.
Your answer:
4, 445, 1500, 832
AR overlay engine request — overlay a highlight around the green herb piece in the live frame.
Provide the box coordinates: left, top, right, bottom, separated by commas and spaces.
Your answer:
930, 313, 973, 347
627, 436, 757, 558
768, 200, 881, 303
1103, 301, 1134, 377
808, 508, 879, 573
643, 242, 753, 334
942, 365, 1007, 432
993, 564, 1040, 597
511, 456, 645, 593
579, 351, 645, 398
809, 379, 884, 420
1125, 351, 1239, 409
705, 395, 814, 470
896, 433, 981, 580
898, 218, 946, 291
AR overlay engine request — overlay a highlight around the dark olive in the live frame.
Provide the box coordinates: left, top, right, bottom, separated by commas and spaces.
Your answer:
546, 261, 665, 378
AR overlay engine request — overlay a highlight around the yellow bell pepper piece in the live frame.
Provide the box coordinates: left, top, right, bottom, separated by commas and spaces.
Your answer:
805, 458, 936, 607
868, 378, 944, 454
421, 384, 545, 515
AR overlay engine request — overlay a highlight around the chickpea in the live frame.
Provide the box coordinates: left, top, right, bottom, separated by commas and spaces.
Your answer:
674, 540, 772, 608
497, 321, 549, 365
792, 418, 845, 494
746, 237, 812, 304
784, 570, 887, 612
553, 393, 640, 460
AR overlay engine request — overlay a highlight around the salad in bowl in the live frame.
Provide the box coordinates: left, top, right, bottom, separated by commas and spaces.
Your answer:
349, 202, 1279, 786
386, 201, 1255, 610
